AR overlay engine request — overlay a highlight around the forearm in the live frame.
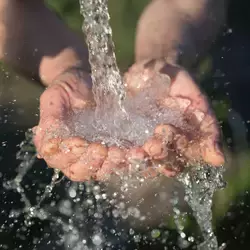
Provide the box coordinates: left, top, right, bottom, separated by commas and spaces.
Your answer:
135, 0, 228, 67
0, 0, 90, 86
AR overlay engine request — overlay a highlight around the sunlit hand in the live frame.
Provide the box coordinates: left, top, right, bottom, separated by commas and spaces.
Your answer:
123, 59, 225, 178
33, 68, 146, 182
32, 68, 103, 181
33, 60, 225, 182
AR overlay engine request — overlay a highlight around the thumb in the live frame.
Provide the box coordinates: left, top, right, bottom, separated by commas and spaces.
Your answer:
202, 138, 225, 166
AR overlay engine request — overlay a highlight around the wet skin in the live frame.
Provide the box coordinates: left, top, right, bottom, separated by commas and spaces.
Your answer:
33, 59, 225, 182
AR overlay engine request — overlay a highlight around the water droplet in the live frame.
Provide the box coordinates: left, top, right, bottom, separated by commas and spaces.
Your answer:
188, 236, 195, 242
151, 229, 161, 238
68, 187, 77, 198
92, 234, 103, 246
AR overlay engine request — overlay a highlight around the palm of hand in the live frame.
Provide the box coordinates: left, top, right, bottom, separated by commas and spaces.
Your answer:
33, 60, 224, 182
125, 60, 224, 177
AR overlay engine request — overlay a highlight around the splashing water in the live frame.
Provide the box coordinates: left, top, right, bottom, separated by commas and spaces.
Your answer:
77, 0, 194, 149
3, 131, 171, 249
177, 165, 227, 250
3, 130, 61, 226
71, 88, 191, 147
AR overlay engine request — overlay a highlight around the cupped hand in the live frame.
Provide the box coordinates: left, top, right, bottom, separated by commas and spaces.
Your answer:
124, 59, 225, 178
33, 60, 225, 182
33, 68, 142, 182
33, 68, 100, 182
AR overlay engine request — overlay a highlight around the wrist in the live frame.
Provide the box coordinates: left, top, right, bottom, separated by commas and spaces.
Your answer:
39, 47, 90, 86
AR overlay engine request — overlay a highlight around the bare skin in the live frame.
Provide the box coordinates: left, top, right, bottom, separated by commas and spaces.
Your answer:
135, 0, 227, 68
33, 59, 224, 182
0, 0, 226, 182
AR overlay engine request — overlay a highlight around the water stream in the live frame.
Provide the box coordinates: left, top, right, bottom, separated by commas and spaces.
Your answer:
177, 165, 226, 250
79, 0, 126, 115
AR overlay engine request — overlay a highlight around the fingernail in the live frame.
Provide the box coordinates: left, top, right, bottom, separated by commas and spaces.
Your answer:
175, 98, 191, 110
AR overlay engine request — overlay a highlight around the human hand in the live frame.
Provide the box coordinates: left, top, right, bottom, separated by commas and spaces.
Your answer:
33, 67, 147, 182
123, 59, 225, 177
33, 67, 103, 181
33, 60, 225, 182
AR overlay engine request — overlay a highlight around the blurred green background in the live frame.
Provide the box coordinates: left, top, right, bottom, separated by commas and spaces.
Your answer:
1, 0, 250, 248
46, 0, 150, 70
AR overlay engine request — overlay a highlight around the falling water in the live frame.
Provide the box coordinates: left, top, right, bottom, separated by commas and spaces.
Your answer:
177, 165, 226, 250
79, 0, 126, 115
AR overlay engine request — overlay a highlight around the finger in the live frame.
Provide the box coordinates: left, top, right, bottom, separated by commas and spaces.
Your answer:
95, 147, 127, 181
82, 142, 108, 167
39, 84, 70, 120
37, 154, 42, 159
40, 137, 61, 157
143, 137, 168, 160
153, 161, 180, 178
154, 124, 177, 142
199, 114, 225, 166
201, 138, 225, 166
61, 161, 91, 182
126, 147, 149, 174
61, 137, 89, 156
161, 96, 197, 117
124, 69, 152, 96
32, 126, 37, 135
182, 141, 202, 164
95, 160, 118, 181
40, 137, 89, 171
58, 137, 89, 169
143, 124, 179, 160
124, 60, 165, 95
166, 69, 213, 126
39, 137, 66, 170
33, 118, 62, 154
63, 142, 108, 181
168, 126, 203, 164
181, 137, 224, 167
160, 95, 208, 132
126, 147, 148, 163
125, 68, 172, 98
168, 70, 209, 112
107, 146, 126, 165
199, 112, 220, 136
